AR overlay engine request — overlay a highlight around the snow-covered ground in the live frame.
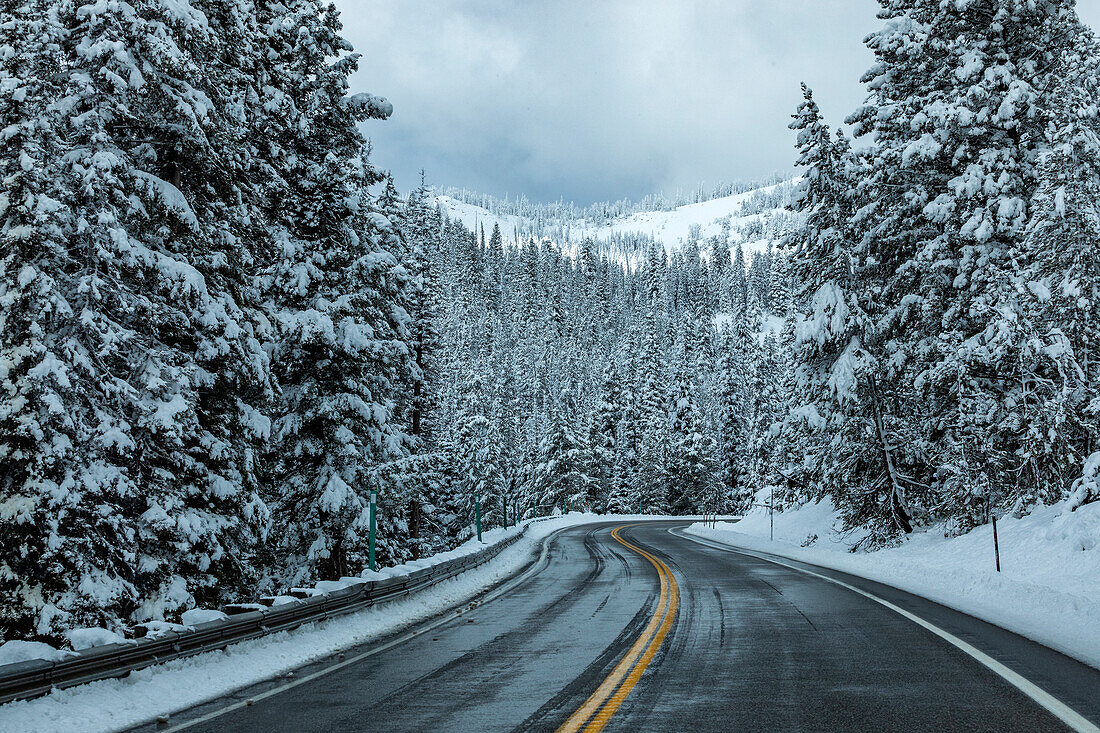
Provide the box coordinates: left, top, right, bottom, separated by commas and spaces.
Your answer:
0, 514, 617, 733
436, 182, 789, 256
683, 497, 1100, 669
562, 185, 784, 248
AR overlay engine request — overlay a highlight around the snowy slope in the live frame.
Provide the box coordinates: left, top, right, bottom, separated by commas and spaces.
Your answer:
436, 181, 793, 256
435, 195, 530, 244
684, 497, 1100, 669
566, 183, 787, 247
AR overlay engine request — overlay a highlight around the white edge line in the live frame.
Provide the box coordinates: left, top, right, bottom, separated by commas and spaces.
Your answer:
669, 527, 1099, 733
158, 532, 561, 733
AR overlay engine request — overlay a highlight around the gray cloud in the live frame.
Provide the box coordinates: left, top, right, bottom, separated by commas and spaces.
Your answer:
337, 0, 1100, 204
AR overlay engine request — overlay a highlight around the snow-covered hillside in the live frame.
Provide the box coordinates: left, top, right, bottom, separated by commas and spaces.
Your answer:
436, 180, 797, 257
566, 182, 790, 246
435, 196, 529, 245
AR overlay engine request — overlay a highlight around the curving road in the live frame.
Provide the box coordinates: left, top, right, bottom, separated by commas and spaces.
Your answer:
144, 521, 1100, 733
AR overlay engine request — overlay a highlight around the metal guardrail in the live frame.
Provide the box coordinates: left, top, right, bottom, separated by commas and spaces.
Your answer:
0, 522, 544, 705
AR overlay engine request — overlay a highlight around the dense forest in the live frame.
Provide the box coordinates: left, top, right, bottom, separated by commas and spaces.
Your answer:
2, 0, 1099, 644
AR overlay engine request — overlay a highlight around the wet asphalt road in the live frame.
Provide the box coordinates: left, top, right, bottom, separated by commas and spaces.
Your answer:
147, 521, 1100, 732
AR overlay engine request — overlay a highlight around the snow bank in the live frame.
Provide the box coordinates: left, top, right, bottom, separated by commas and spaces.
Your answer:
0, 641, 74, 666
136, 621, 188, 639
66, 629, 126, 651
684, 498, 1100, 668
180, 609, 228, 626
0, 514, 611, 733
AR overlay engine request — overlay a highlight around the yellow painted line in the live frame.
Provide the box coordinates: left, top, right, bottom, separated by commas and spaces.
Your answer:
556, 525, 680, 733
555, 528, 668, 732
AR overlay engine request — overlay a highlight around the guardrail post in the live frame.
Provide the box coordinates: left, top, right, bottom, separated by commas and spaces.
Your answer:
475, 495, 482, 542
369, 490, 378, 571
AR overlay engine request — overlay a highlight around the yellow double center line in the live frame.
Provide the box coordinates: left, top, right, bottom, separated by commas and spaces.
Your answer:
556, 525, 680, 733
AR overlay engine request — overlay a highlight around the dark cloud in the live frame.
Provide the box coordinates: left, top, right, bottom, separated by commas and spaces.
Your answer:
337, 0, 1100, 204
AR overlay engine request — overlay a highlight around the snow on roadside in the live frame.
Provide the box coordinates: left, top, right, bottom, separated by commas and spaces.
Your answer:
0, 514, 608, 733
0, 642, 75, 666
684, 497, 1100, 669
66, 629, 125, 652
0, 519, 581, 665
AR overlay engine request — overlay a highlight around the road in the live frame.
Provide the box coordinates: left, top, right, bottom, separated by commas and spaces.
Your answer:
146, 521, 1100, 732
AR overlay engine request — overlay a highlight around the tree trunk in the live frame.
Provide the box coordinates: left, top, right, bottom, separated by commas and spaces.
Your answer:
408, 498, 422, 560
869, 374, 913, 534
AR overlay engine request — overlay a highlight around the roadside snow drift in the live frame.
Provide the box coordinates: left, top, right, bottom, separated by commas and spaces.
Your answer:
685, 498, 1100, 669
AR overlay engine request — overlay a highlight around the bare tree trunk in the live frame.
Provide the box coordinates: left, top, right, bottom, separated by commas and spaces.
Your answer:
408, 499, 422, 560
409, 332, 425, 559
869, 374, 912, 534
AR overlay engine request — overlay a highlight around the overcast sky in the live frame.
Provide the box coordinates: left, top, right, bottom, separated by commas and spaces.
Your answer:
336, 1, 1100, 205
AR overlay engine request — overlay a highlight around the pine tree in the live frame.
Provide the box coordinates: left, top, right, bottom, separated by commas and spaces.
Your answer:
589, 359, 624, 511
451, 373, 504, 536
730, 241, 748, 314
535, 389, 595, 512
715, 315, 752, 511
847, 0, 1083, 534
666, 338, 719, 514
784, 84, 903, 537
400, 176, 445, 556
262, 0, 412, 582
982, 28, 1100, 513
1, 0, 276, 639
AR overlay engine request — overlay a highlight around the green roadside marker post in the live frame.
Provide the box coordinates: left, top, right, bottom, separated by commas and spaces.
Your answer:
368, 490, 377, 572
502, 496, 508, 527
475, 495, 483, 542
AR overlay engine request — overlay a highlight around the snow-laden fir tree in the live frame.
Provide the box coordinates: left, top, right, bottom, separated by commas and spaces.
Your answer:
450, 373, 504, 535
842, 0, 1084, 535
714, 313, 751, 511
784, 84, 907, 537
666, 337, 719, 515
398, 176, 446, 556
260, 0, 412, 582
980, 24, 1100, 513
535, 388, 595, 512
1, 0, 275, 640
589, 359, 624, 511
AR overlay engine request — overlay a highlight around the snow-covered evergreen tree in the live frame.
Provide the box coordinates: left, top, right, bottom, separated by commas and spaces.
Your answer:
451, 374, 504, 535
666, 338, 719, 514
535, 389, 595, 512
841, 0, 1083, 537
784, 84, 905, 536
589, 359, 624, 511
980, 26, 1100, 514
260, 0, 412, 582
1, 0, 277, 639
